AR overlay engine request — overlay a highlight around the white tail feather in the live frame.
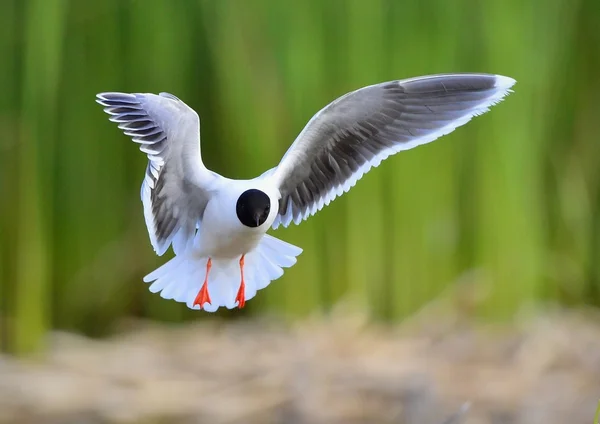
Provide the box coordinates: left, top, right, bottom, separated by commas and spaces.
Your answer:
142, 234, 302, 312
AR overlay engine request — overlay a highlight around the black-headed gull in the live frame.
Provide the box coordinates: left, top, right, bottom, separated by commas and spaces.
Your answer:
96, 73, 516, 312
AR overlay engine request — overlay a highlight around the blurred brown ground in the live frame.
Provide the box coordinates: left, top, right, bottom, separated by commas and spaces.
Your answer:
2, 301, 600, 424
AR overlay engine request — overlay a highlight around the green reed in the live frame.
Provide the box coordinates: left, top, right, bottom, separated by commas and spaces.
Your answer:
1, 0, 599, 354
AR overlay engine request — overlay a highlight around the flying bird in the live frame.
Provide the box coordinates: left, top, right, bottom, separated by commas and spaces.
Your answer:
96, 73, 516, 312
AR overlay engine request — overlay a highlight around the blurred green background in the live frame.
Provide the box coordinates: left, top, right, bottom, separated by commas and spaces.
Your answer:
0, 0, 598, 355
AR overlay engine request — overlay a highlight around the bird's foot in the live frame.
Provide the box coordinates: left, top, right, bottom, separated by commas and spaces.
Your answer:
236, 255, 246, 308
193, 258, 212, 308
194, 283, 211, 308
235, 284, 246, 309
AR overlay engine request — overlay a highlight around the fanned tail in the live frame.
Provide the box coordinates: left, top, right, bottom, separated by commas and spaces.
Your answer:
142, 234, 302, 312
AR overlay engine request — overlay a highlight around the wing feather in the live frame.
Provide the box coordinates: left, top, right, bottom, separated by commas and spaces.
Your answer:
96, 92, 214, 255
268, 73, 516, 229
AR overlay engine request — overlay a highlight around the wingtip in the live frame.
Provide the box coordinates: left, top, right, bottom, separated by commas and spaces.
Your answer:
95, 92, 116, 108
95, 92, 139, 102
494, 75, 517, 90
95, 93, 108, 105
96, 92, 114, 101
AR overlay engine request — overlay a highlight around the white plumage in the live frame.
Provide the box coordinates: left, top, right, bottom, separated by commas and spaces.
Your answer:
96, 73, 516, 312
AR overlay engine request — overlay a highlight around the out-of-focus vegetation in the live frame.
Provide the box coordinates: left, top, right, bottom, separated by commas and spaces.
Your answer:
0, 0, 599, 355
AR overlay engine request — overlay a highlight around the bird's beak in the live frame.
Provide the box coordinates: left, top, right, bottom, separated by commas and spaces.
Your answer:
254, 213, 261, 227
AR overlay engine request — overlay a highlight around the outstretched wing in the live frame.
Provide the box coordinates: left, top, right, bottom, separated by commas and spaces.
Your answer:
96, 92, 215, 256
268, 73, 516, 228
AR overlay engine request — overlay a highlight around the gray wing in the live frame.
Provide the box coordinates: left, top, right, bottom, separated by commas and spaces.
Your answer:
268, 73, 516, 229
96, 92, 215, 256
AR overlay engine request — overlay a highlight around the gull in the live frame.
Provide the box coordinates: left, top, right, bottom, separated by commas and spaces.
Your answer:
96, 73, 516, 312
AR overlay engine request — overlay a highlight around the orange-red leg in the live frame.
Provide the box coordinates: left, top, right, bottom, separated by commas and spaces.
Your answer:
235, 255, 246, 308
193, 258, 212, 308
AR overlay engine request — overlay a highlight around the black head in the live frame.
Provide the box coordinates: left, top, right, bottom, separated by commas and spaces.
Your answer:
236, 189, 271, 228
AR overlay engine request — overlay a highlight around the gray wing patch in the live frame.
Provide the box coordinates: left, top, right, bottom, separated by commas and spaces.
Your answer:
97, 92, 211, 256
271, 73, 516, 228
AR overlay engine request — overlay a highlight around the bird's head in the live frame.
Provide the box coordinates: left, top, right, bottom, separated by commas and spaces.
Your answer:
236, 189, 272, 228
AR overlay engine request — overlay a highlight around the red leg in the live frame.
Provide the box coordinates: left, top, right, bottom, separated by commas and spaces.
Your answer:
235, 254, 246, 309
193, 258, 212, 308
